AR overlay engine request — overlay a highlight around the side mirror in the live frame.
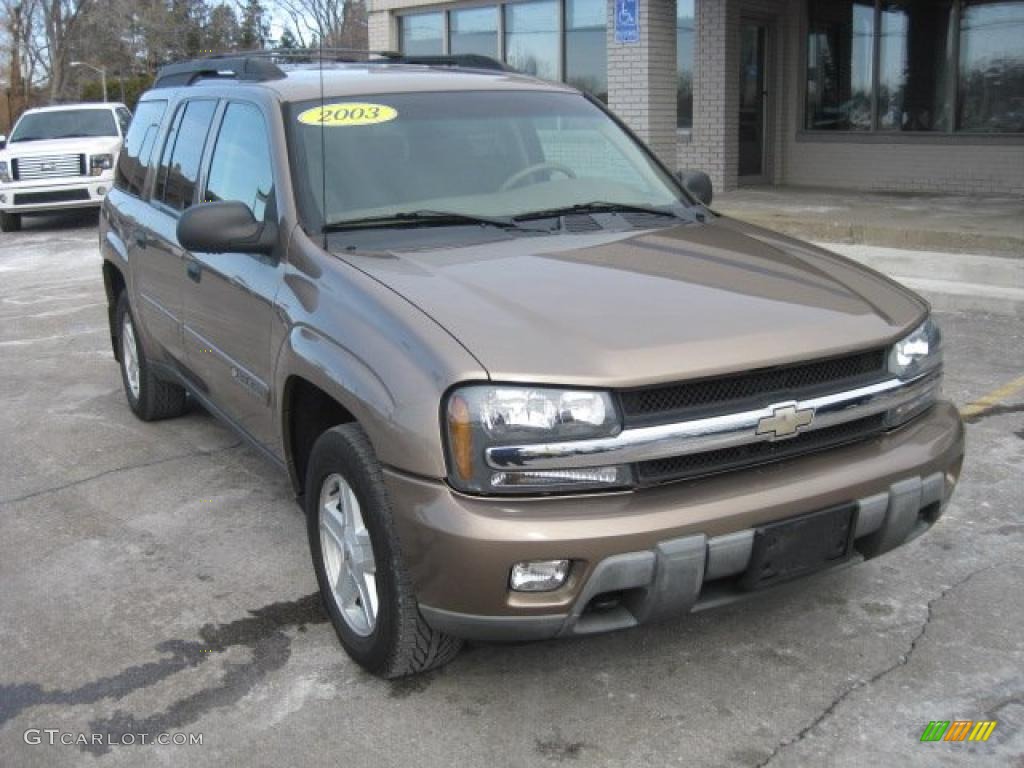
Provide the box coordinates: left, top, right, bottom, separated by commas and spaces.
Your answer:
177, 201, 277, 254
676, 169, 713, 206
0, 135, 7, 150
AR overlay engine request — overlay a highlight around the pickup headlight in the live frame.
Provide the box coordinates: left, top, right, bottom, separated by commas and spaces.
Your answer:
886, 317, 943, 427
444, 385, 632, 494
0, 161, 10, 183
89, 153, 114, 175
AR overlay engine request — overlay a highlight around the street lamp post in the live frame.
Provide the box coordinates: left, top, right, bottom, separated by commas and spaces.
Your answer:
70, 61, 107, 102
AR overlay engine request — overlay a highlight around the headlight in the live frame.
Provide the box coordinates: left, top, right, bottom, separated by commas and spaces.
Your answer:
444, 385, 632, 494
89, 153, 114, 175
0, 161, 10, 183
888, 317, 942, 380
885, 317, 943, 428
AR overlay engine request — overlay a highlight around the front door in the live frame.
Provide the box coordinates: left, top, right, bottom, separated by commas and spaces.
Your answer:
738, 20, 768, 181
182, 101, 281, 450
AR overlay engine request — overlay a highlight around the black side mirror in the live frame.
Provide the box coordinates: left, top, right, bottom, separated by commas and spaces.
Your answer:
177, 201, 277, 254
676, 169, 713, 206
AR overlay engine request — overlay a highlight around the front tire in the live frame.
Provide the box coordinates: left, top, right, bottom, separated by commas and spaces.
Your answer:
116, 292, 188, 421
305, 424, 462, 678
1, 212, 21, 232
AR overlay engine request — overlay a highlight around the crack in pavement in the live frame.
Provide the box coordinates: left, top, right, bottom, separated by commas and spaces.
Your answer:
754, 564, 1003, 768
0, 442, 245, 506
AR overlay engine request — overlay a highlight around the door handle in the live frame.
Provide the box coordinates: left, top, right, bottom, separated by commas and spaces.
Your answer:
186, 261, 201, 283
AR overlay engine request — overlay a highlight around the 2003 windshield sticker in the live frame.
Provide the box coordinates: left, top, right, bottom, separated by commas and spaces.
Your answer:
297, 103, 398, 127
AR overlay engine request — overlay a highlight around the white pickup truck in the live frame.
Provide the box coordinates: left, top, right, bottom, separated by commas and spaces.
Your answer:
0, 102, 130, 232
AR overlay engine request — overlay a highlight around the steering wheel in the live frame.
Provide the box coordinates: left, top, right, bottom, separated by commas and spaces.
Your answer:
500, 162, 577, 191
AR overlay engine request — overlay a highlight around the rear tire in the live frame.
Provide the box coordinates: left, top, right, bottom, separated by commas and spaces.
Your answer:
116, 292, 188, 421
1, 212, 21, 232
305, 423, 462, 678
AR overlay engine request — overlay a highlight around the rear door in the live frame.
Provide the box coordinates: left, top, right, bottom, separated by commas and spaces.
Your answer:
139, 98, 218, 365
182, 100, 282, 448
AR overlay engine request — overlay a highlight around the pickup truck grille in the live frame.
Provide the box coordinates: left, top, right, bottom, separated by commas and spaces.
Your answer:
12, 154, 85, 181
635, 413, 888, 487
618, 348, 888, 427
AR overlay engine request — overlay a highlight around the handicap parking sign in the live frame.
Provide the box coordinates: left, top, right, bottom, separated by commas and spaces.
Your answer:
615, 0, 640, 44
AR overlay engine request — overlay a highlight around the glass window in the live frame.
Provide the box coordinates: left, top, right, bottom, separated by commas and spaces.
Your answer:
449, 7, 498, 57
115, 100, 166, 197
805, 0, 875, 130
565, 0, 607, 101
504, 0, 560, 82
289, 91, 687, 230
878, 1, 955, 131
9, 108, 118, 142
677, 0, 695, 130
400, 12, 444, 55
958, 0, 1024, 132
205, 103, 274, 222
116, 107, 132, 136
155, 100, 217, 212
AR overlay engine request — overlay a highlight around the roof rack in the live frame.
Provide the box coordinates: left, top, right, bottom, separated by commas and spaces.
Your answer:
152, 49, 511, 88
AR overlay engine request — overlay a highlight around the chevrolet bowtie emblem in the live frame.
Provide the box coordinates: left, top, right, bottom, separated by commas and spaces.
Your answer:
756, 403, 815, 440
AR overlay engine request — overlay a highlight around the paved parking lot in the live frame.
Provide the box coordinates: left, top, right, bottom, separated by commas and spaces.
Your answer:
1, 212, 1022, 767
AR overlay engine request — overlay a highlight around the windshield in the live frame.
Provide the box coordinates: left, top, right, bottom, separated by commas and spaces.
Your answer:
289, 90, 689, 229
10, 109, 118, 142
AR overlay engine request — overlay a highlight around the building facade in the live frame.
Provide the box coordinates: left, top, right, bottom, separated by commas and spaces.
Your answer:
367, 0, 1024, 195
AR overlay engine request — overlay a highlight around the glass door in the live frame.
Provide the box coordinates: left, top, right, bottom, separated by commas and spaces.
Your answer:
738, 21, 768, 180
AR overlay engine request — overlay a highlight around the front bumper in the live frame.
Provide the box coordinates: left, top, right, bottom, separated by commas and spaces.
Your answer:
384, 401, 964, 641
0, 178, 111, 213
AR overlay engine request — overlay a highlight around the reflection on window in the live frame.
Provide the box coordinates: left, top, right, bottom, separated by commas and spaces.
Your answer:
157, 100, 217, 211
807, 0, 1024, 133
958, 0, 1024, 132
400, 12, 444, 55
806, 0, 874, 130
115, 100, 165, 197
565, 0, 607, 102
449, 7, 498, 56
677, 0, 694, 130
205, 104, 274, 222
504, 0, 560, 81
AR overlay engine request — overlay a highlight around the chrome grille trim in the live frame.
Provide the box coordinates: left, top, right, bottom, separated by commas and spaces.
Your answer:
13, 154, 84, 180
485, 372, 941, 471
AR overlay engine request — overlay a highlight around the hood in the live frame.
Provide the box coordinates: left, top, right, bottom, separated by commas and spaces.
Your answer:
1, 135, 121, 161
339, 217, 927, 387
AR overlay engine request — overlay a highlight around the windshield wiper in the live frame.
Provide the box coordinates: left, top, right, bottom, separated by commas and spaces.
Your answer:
324, 210, 518, 232
514, 201, 686, 221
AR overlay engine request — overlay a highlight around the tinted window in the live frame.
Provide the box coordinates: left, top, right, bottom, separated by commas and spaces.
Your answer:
806, 0, 875, 130
116, 107, 132, 135
958, 0, 1024, 132
204, 103, 274, 222
677, 0, 695, 129
504, 0, 560, 81
155, 100, 217, 212
400, 12, 444, 55
565, 0, 607, 102
449, 7, 498, 57
114, 100, 167, 197
10, 109, 118, 141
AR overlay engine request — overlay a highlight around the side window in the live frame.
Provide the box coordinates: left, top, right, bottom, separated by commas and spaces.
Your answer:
113, 100, 166, 197
115, 107, 132, 136
204, 103, 274, 222
155, 100, 217, 213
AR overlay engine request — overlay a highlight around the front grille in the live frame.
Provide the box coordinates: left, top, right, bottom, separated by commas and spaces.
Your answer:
636, 414, 887, 486
619, 349, 887, 426
12, 153, 84, 181
13, 189, 91, 205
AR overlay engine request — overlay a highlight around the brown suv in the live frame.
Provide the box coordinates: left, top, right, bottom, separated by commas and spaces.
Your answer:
99, 53, 964, 678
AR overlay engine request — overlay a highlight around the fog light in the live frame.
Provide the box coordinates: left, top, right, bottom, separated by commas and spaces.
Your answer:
510, 560, 570, 592
0, 193, 6, 203
96, 186, 107, 196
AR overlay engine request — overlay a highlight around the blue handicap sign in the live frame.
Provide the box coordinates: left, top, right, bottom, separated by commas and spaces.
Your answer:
615, 0, 640, 44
